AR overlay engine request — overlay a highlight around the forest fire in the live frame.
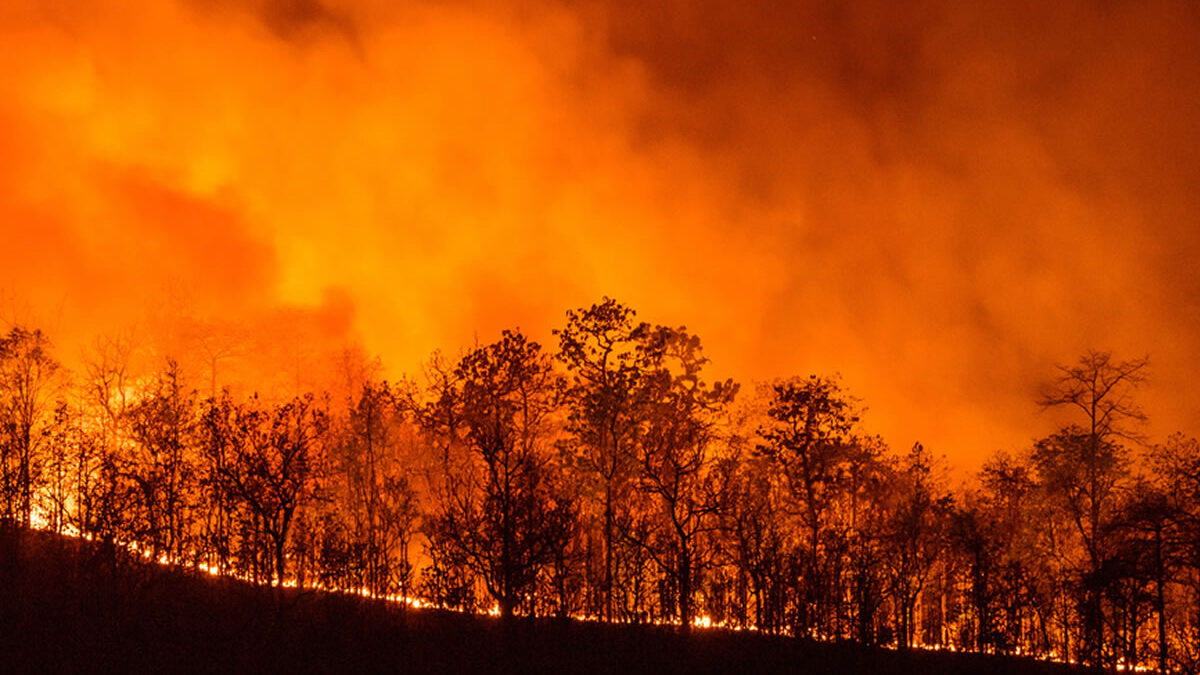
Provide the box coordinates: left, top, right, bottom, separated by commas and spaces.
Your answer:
21, 491, 1169, 673
3, 0, 1200, 673
3, 314, 1197, 672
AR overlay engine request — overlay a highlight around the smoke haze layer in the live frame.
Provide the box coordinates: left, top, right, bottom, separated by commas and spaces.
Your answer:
2, 0, 1198, 467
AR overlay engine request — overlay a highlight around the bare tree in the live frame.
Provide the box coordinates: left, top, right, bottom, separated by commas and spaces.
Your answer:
76, 332, 138, 544
82, 331, 137, 425
1040, 351, 1149, 445
1035, 350, 1147, 666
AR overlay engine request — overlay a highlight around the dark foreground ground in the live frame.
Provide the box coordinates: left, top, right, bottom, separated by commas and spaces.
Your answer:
0, 530, 1096, 674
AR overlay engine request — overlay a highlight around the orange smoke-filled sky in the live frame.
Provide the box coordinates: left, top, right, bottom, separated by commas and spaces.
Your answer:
2, 0, 1199, 469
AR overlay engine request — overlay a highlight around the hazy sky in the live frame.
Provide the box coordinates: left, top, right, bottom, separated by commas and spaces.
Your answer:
2, 0, 1198, 470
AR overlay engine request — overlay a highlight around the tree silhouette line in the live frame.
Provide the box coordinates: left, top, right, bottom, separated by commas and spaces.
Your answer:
2, 299, 1198, 673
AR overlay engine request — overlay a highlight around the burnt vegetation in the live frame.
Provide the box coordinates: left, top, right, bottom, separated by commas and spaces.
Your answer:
0, 300, 1196, 673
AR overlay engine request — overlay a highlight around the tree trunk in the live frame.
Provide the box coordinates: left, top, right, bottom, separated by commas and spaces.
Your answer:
604, 495, 614, 622
679, 549, 692, 631
1155, 527, 1168, 675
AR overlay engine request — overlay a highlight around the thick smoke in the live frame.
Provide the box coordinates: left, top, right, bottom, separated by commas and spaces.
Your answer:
1, 0, 1197, 467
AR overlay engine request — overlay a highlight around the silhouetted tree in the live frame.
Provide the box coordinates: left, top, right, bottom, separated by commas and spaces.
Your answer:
556, 298, 645, 621
407, 351, 476, 610
883, 443, 952, 649
330, 381, 418, 597
838, 436, 892, 644
1036, 350, 1147, 666
426, 330, 573, 620
75, 332, 138, 545
38, 401, 113, 540
12, 304, 1200, 672
204, 394, 327, 585
720, 447, 790, 632
0, 327, 61, 529
125, 359, 198, 562
756, 374, 859, 637
627, 325, 736, 629
951, 451, 1044, 654
1110, 479, 1176, 673
1147, 433, 1200, 674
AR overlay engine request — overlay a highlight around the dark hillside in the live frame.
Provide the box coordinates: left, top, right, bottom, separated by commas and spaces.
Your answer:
0, 529, 1098, 675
